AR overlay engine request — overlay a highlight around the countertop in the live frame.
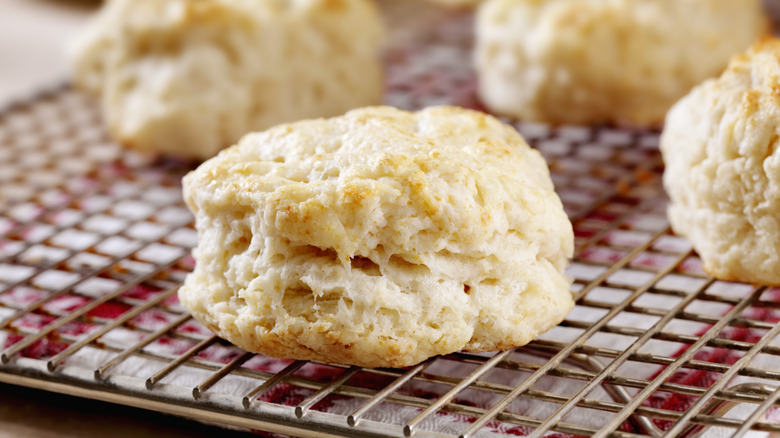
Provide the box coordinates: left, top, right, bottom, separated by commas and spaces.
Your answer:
0, 0, 91, 109
0, 383, 254, 438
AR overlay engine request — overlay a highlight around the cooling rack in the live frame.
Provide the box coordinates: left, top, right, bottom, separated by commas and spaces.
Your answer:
2, 2, 780, 438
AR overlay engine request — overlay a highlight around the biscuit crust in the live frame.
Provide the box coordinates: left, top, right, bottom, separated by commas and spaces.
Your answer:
179, 106, 574, 367
662, 38, 780, 286
70, 0, 384, 160
476, 0, 767, 126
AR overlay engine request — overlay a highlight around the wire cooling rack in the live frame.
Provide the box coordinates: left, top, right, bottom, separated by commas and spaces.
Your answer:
3, 2, 780, 438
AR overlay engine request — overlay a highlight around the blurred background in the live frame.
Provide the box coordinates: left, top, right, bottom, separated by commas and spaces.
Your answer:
0, 0, 94, 109
2, 0, 780, 111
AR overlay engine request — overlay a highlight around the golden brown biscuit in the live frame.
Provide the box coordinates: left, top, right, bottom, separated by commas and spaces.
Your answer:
179, 106, 574, 367
662, 38, 780, 286
476, 0, 767, 126
70, 0, 384, 159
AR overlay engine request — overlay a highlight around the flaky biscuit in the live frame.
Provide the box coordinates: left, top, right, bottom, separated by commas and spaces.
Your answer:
662, 38, 780, 286
179, 106, 574, 368
476, 0, 767, 126
70, 0, 384, 160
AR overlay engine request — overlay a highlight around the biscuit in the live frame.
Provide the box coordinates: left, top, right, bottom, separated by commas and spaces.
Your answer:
662, 38, 780, 286
179, 106, 574, 368
69, 0, 384, 160
476, 0, 767, 126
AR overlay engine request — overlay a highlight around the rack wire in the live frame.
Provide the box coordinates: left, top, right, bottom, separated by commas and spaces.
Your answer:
2, 2, 780, 437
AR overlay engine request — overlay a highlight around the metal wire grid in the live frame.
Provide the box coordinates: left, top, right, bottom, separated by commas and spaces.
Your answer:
1, 5, 780, 438
1, 87, 780, 438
